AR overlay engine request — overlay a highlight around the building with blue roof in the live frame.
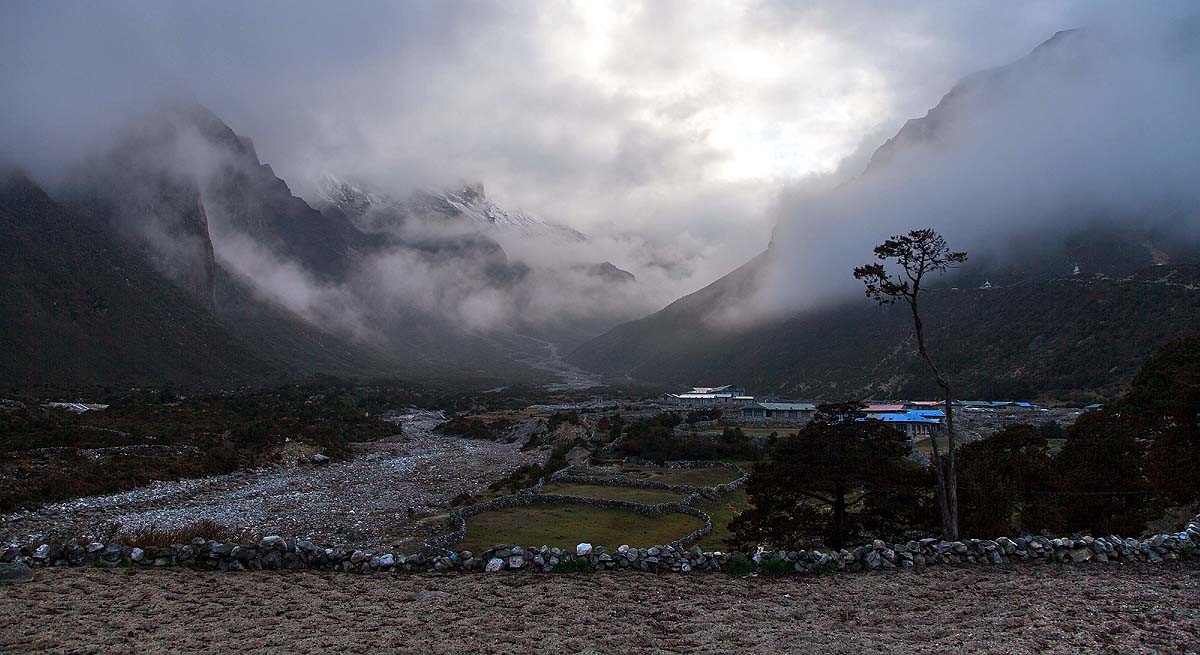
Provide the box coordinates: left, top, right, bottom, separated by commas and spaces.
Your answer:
858, 411, 943, 439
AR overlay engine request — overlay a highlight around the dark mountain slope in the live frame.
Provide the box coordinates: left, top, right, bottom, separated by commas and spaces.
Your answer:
210, 266, 413, 382
570, 260, 1200, 401
0, 172, 268, 387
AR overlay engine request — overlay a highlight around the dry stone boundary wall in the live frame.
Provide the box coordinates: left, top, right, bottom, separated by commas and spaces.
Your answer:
7, 517, 1198, 576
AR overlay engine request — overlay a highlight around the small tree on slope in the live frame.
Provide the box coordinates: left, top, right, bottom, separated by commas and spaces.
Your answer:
854, 228, 967, 540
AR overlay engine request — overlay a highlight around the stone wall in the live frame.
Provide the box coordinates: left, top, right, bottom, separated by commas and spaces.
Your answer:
6, 516, 1197, 576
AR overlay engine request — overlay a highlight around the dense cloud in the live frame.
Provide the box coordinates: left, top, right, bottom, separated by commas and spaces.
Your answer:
749, 16, 1200, 320
2, 1, 1196, 340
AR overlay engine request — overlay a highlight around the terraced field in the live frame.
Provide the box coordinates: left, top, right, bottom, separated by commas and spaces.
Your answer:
455, 503, 704, 552
456, 464, 745, 552
538, 482, 686, 504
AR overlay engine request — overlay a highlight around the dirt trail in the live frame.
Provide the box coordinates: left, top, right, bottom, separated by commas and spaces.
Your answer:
1, 564, 1197, 654
0, 411, 542, 550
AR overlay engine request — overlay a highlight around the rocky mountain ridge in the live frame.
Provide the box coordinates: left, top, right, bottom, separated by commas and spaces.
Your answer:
315, 175, 586, 242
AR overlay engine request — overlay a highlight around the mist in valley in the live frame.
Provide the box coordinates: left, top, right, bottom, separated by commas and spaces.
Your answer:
2, 1, 1198, 366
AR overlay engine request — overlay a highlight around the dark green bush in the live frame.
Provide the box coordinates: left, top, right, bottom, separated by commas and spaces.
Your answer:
723, 558, 757, 576
759, 558, 794, 577
552, 558, 595, 573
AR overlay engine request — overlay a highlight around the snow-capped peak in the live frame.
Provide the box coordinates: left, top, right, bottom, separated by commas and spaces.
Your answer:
436, 183, 585, 241
315, 175, 586, 242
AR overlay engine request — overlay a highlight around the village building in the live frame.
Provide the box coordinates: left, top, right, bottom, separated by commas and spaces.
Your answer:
663, 385, 752, 406
741, 401, 817, 421
861, 411, 943, 439
958, 400, 1037, 411
862, 403, 905, 414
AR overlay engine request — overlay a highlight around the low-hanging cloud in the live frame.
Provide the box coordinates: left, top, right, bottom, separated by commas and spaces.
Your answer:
746, 16, 1200, 321
3, 1, 1197, 345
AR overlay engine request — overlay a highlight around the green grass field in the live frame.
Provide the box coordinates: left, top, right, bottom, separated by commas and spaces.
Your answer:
694, 488, 750, 550
910, 435, 949, 454
618, 465, 742, 487
457, 503, 704, 552
540, 482, 686, 505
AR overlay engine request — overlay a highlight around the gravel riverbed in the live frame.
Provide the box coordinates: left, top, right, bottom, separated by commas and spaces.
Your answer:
1, 411, 543, 550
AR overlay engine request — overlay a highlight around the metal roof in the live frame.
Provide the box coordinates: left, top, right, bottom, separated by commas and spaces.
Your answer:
687, 385, 742, 394
759, 402, 816, 411
864, 412, 940, 424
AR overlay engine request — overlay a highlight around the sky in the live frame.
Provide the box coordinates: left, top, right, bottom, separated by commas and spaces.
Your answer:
0, 2, 1114, 285
1, 1, 1196, 322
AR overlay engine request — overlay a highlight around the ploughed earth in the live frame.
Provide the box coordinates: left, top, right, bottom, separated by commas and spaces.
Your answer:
2, 563, 1197, 654
0, 411, 543, 551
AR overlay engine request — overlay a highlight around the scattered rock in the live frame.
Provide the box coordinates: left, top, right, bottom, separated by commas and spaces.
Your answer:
0, 561, 33, 584
412, 590, 450, 601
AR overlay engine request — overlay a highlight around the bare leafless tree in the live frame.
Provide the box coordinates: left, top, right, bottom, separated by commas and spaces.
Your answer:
854, 228, 967, 540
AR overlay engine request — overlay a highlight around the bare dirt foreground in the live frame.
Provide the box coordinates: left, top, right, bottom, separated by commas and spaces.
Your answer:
2, 564, 1198, 654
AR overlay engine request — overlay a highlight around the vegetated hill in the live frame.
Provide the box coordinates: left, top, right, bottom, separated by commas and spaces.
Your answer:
569, 258, 1200, 402
0, 171, 268, 388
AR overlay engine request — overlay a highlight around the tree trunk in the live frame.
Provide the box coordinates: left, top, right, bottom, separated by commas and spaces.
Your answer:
912, 305, 957, 540
832, 482, 847, 549
942, 390, 959, 540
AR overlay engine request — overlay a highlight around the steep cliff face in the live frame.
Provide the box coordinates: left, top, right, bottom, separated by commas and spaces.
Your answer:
0, 171, 267, 387
67, 112, 222, 310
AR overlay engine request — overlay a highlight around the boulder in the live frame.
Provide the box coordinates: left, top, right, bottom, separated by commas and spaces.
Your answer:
0, 561, 33, 584
576, 543, 593, 557
485, 558, 504, 573
1068, 548, 1092, 563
